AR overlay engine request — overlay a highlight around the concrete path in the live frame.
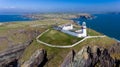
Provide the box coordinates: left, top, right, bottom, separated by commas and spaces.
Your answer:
36, 29, 106, 48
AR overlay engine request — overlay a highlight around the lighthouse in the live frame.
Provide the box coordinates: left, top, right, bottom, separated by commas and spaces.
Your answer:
58, 21, 87, 38
82, 22, 87, 37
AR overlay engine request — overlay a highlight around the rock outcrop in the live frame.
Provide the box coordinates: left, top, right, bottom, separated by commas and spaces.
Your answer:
21, 49, 46, 67
61, 50, 75, 67
0, 29, 41, 67
76, 14, 94, 19
109, 43, 120, 67
109, 43, 120, 54
61, 46, 115, 67
0, 40, 33, 67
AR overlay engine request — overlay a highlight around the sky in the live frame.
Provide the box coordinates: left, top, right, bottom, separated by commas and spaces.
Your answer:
0, 0, 120, 13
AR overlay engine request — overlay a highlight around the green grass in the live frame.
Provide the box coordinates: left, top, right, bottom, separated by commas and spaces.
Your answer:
39, 29, 83, 46
0, 15, 73, 51
87, 28, 102, 36
20, 36, 117, 67
20, 27, 117, 67
0, 14, 118, 67
38, 27, 102, 46
0, 25, 46, 51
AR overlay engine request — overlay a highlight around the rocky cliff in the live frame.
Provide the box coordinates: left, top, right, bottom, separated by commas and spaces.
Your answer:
0, 29, 41, 67
0, 40, 33, 67
75, 14, 94, 19
21, 49, 46, 67
61, 45, 120, 67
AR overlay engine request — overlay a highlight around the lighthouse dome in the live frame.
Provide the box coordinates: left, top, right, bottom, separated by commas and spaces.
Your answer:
82, 22, 86, 26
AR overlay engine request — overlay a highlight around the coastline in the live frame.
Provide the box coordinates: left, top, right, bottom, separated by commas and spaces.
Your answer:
0, 14, 119, 42
73, 14, 120, 41
0, 23, 3, 25
0, 15, 34, 23
112, 37, 120, 42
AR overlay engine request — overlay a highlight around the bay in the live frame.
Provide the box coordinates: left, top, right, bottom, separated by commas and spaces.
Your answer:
0, 15, 32, 22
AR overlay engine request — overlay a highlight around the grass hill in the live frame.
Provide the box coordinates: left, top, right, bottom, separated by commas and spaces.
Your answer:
39, 29, 83, 46
19, 24, 116, 67
20, 34, 116, 67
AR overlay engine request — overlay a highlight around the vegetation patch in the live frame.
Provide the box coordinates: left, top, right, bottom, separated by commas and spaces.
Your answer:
0, 14, 118, 67
39, 29, 83, 46
87, 28, 102, 36
20, 37, 117, 67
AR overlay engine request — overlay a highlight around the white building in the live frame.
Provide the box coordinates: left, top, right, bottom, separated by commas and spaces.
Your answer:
61, 22, 87, 38
62, 24, 73, 30
77, 22, 87, 37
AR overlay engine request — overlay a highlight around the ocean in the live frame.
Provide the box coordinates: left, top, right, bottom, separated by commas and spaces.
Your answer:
0, 14, 120, 40
73, 14, 120, 40
0, 15, 32, 22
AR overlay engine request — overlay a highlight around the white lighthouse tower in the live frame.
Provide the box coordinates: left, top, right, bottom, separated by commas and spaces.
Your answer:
77, 22, 87, 37
59, 21, 87, 38
81, 22, 87, 37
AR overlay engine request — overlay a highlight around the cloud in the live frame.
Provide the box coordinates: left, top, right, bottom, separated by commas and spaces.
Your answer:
0, 6, 16, 9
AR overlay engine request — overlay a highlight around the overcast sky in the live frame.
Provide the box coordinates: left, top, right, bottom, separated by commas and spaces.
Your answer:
0, 0, 120, 13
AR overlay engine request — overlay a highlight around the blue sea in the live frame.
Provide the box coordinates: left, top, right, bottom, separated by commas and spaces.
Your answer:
74, 14, 120, 40
0, 14, 120, 40
0, 15, 32, 22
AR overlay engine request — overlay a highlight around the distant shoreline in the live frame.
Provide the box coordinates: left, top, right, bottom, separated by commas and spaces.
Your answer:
0, 15, 34, 23
0, 14, 120, 41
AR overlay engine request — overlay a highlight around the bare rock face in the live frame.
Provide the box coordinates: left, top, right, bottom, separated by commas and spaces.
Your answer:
109, 43, 120, 67
76, 14, 94, 19
61, 46, 115, 67
0, 29, 41, 67
61, 50, 75, 67
109, 43, 120, 54
0, 40, 33, 67
21, 49, 46, 67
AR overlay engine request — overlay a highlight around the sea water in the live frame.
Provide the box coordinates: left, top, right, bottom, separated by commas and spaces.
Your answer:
0, 14, 120, 40
74, 14, 120, 40
0, 15, 32, 22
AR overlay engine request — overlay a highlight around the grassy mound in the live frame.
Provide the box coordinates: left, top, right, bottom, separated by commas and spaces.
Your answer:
39, 29, 83, 46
